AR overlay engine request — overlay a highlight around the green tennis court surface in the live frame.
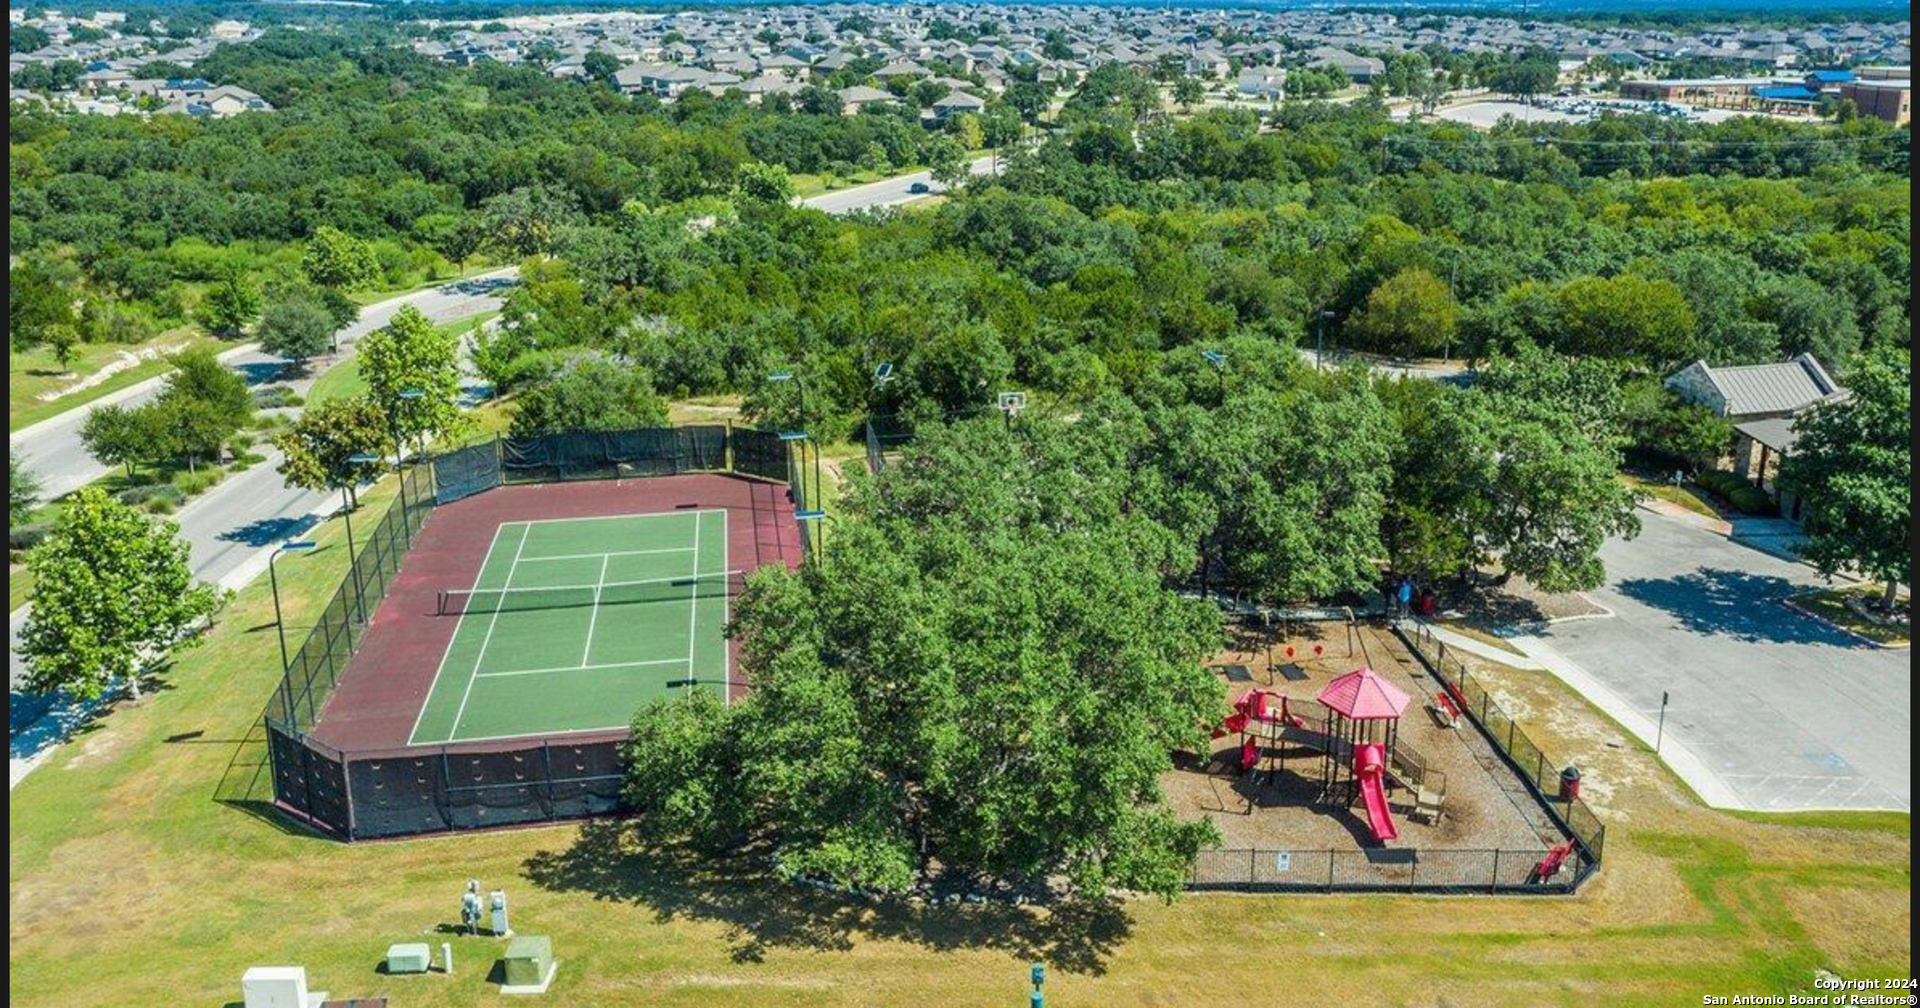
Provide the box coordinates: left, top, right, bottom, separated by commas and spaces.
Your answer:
408, 510, 731, 745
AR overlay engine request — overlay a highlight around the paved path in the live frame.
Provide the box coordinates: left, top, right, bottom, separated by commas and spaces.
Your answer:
1506, 510, 1909, 812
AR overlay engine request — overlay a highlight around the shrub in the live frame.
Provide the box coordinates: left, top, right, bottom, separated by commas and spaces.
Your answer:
172, 469, 224, 497
145, 497, 176, 515
251, 385, 304, 410
9, 524, 50, 552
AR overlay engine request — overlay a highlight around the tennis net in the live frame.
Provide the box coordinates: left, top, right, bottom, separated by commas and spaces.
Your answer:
438, 570, 748, 616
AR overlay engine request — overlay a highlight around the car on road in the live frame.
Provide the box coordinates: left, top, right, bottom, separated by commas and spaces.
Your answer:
908, 181, 930, 194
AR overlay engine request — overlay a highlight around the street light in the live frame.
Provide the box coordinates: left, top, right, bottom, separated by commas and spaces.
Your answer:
1201, 348, 1227, 399
340, 452, 382, 623
795, 508, 828, 562
1314, 310, 1336, 371
269, 540, 319, 684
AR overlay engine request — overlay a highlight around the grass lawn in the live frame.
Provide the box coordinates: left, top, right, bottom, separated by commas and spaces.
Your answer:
1622, 474, 1723, 520
1788, 585, 1911, 647
9, 482, 1910, 1006
308, 314, 495, 408
9, 566, 31, 612
9, 328, 219, 432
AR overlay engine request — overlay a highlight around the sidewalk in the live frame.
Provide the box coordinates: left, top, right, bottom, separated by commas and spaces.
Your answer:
1637, 498, 1809, 566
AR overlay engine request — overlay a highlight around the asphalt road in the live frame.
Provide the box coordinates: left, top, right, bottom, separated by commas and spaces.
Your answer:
1514, 512, 1911, 812
799, 153, 999, 214
9, 269, 520, 501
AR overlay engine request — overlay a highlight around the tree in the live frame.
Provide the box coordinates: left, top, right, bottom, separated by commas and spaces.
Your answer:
1488, 59, 1558, 104
926, 137, 969, 190
159, 348, 252, 448
195, 268, 260, 338
9, 258, 78, 359
1349, 268, 1457, 357
80, 403, 158, 479
476, 185, 581, 258
1780, 347, 1910, 610
274, 397, 391, 501
255, 295, 338, 373
733, 161, 795, 204
10, 451, 42, 526
509, 354, 668, 437
625, 410, 1223, 900
1150, 370, 1398, 602
357, 304, 464, 450
582, 51, 621, 83
1172, 75, 1205, 111
19, 487, 221, 701
1553, 274, 1698, 367
301, 226, 380, 292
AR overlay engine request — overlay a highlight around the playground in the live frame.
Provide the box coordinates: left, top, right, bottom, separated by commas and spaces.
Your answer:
1163, 619, 1575, 887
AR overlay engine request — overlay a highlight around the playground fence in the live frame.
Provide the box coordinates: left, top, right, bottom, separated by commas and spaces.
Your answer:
1187, 846, 1573, 894
1393, 619, 1607, 886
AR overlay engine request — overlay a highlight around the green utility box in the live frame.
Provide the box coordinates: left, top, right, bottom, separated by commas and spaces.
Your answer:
385, 942, 432, 974
502, 935, 553, 987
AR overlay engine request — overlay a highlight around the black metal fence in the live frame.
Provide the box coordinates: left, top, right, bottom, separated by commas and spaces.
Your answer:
1187, 846, 1572, 894
1393, 620, 1606, 885
264, 462, 437, 735
261, 424, 798, 841
269, 729, 626, 840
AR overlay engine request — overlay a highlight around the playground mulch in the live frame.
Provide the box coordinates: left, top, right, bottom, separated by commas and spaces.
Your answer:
308, 474, 802, 754
1164, 622, 1559, 859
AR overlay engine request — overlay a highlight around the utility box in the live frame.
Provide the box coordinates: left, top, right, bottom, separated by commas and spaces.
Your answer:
242, 966, 327, 1008
385, 942, 432, 974
502, 935, 554, 989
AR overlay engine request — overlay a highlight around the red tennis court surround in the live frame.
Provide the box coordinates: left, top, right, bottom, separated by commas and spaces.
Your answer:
309, 473, 802, 752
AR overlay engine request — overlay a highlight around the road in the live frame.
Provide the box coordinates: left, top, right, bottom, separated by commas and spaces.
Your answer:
1508, 510, 1910, 812
9, 269, 520, 501
799, 153, 999, 214
9, 163, 1007, 783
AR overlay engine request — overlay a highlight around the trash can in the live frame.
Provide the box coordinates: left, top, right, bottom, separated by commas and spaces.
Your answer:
1559, 766, 1582, 802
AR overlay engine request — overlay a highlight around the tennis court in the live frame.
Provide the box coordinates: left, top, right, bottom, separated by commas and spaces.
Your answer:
407, 509, 733, 745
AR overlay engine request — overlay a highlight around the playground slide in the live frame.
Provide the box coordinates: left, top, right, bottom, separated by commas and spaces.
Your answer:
1353, 743, 1399, 843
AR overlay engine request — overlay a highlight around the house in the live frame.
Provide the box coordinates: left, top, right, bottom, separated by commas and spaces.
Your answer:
1665, 353, 1847, 519
930, 88, 985, 121
1237, 65, 1287, 100
1305, 46, 1384, 82
836, 84, 897, 113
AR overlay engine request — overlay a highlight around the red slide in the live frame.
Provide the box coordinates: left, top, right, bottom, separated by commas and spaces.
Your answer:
1353, 743, 1399, 842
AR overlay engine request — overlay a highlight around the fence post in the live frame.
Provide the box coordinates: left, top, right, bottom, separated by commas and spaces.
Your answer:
544, 742, 556, 821
1326, 849, 1335, 892
1249, 849, 1256, 890
1490, 850, 1500, 893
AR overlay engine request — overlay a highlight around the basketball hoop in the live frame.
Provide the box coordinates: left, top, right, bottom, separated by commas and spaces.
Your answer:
996, 391, 1027, 417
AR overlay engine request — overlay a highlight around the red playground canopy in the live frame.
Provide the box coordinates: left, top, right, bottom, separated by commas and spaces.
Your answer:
1316, 666, 1411, 721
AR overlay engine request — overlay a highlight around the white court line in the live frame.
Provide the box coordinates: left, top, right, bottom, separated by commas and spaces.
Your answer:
444, 522, 531, 743
406, 522, 511, 747
474, 656, 691, 680
687, 508, 702, 680
581, 554, 610, 666
517, 547, 694, 563
512, 510, 721, 527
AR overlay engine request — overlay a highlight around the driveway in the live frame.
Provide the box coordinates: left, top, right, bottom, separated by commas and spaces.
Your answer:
1510, 511, 1909, 812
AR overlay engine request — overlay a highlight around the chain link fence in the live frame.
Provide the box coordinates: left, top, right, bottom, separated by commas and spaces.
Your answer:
258, 425, 798, 840
1394, 620, 1606, 883
1188, 845, 1571, 894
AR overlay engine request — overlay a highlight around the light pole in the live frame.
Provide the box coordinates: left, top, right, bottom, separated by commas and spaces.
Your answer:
1315, 310, 1335, 371
1201, 348, 1227, 400
269, 540, 319, 686
342, 452, 382, 622
795, 508, 827, 561
391, 388, 426, 466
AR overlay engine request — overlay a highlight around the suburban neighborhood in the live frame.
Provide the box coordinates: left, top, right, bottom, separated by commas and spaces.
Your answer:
8, 2, 1911, 1006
